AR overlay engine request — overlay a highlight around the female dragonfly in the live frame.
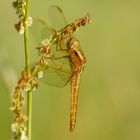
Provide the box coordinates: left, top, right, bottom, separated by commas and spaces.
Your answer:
30, 5, 91, 131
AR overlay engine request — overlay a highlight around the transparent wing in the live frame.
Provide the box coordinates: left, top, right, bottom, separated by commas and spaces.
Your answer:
29, 16, 73, 88
41, 55, 72, 88
48, 5, 68, 31
42, 67, 71, 88
30, 18, 56, 44
48, 5, 83, 51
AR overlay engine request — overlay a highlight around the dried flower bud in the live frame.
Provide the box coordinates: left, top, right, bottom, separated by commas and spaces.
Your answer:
12, 1, 18, 9
24, 83, 31, 92
20, 130, 28, 140
41, 38, 50, 46
37, 71, 43, 79
15, 20, 25, 34
28, 16, 33, 27
11, 122, 20, 133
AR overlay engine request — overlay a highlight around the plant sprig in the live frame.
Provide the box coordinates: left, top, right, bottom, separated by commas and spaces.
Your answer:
11, 0, 33, 139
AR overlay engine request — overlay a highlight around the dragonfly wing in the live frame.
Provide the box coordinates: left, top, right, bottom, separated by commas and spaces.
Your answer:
48, 5, 68, 31
30, 18, 56, 44
48, 5, 78, 45
42, 66, 71, 88
41, 54, 72, 88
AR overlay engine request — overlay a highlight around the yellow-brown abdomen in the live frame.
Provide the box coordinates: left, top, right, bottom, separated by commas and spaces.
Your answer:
70, 74, 81, 132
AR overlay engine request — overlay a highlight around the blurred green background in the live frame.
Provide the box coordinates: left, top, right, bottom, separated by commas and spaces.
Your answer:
1, 0, 140, 140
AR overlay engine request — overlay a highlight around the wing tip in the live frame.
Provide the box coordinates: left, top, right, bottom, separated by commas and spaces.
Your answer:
49, 5, 64, 14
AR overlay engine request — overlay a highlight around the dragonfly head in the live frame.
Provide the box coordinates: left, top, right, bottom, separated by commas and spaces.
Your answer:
68, 38, 80, 50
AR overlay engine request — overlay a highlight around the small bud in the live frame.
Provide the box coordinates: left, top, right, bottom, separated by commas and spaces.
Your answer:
15, 20, 25, 35
37, 71, 43, 79
11, 122, 19, 133
41, 39, 50, 46
28, 16, 33, 27
24, 83, 31, 92
12, 1, 18, 9
19, 25, 25, 34
20, 130, 28, 140
22, 1, 26, 7
32, 86, 37, 91
9, 106, 16, 111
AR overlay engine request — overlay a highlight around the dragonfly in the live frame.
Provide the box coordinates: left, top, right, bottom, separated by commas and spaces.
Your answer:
30, 5, 91, 131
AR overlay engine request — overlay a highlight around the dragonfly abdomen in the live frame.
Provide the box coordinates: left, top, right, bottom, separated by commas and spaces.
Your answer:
70, 73, 81, 131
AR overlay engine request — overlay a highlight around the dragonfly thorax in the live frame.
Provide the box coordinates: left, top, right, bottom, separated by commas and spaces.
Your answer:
67, 38, 79, 50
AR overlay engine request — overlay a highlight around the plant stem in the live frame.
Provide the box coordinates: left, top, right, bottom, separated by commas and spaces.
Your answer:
24, 0, 30, 75
27, 92, 32, 140
24, 0, 32, 140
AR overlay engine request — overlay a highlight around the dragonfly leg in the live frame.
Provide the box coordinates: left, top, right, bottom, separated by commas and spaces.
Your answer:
56, 42, 68, 51
53, 55, 69, 60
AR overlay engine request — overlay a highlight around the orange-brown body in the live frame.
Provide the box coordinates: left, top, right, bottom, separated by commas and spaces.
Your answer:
68, 39, 86, 131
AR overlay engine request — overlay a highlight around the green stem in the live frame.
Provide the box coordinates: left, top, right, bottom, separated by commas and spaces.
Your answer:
27, 92, 32, 140
24, 0, 30, 75
24, 0, 32, 140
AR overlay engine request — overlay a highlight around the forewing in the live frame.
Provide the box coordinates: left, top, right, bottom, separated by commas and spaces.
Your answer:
30, 18, 56, 44
48, 5, 68, 31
